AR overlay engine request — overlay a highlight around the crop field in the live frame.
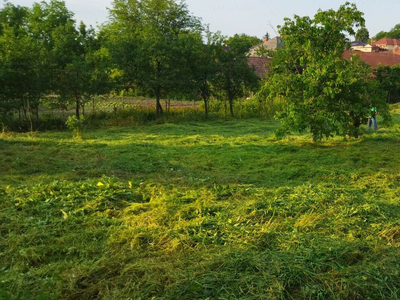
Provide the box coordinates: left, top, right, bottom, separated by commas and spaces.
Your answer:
1, 105, 400, 299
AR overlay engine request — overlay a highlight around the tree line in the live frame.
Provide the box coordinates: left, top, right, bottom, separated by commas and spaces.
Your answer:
0, 0, 261, 131
1, 1, 399, 140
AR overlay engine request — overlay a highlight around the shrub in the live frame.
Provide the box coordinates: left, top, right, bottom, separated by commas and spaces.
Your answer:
65, 115, 86, 139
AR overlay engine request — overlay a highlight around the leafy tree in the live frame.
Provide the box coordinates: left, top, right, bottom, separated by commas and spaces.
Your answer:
213, 34, 260, 117
258, 2, 389, 140
227, 33, 261, 51
0, 3, 45, 129
376, 64, 400, 104
106, 0, 202, 117
374, 31, 387, 41
355, 27, 369, 42
374, 23, 400, 40
184, 27, 225, 118
53, 21, 113, 118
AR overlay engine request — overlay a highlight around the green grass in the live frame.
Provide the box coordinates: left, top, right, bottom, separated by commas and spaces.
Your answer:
1, 107, 400, 299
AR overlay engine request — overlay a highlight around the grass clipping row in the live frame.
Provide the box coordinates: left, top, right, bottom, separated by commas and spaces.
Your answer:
1, 175, 400, 300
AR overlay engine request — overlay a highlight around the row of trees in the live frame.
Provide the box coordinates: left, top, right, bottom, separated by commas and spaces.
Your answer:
0, 0, 112, 130
0, 0, 261, 129
374, 23, 400, 41
0, 0, 397, 140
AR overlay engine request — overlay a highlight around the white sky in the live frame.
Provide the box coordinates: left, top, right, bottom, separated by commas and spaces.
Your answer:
5, 0, 400, 38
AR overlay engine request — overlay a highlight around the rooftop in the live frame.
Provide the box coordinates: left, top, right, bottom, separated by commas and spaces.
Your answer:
343, 50, 400, 69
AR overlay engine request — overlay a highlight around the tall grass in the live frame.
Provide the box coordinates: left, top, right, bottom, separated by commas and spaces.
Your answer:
1, 97, 275, 132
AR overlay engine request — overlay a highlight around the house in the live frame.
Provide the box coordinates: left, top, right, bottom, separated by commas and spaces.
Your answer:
351, 41, 367, 47
350, 43, 382, 52
248, 36, 284, 57
343, 50, 400, 69
372, 38, 400, 52
247, 57, 271, 78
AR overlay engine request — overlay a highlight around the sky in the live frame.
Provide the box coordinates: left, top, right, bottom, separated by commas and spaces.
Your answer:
4, 0, 400, 39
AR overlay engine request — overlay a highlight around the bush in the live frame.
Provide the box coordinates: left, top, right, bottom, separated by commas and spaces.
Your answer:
65, 115, 86, 138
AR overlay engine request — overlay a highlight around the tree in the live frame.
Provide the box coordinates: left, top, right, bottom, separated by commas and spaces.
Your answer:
373, 23, 400, 40
106, 0, 202, 118
52, 21, 113, 119
213, 34, 260, 117
184, 27, 225, 118
227, 34, 261, 50
258, 2, 389, 140
376, 64, 400, 104
0, 3, 45, 130
374, 31, 387, 41
355, 27, 369, 42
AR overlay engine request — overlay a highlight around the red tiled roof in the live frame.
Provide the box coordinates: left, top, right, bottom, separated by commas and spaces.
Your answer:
247, 57, 271, 78
373, 38, 400, 46
343, 50, 400, 69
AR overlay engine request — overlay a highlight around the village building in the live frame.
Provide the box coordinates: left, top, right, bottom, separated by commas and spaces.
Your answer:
350, 41, 382, 52
343, 50, 400, 69
372, 38, 400, 53
248, 36, 284, 57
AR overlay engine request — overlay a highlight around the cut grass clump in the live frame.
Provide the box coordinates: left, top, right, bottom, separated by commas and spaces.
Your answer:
1, 176, 400, 299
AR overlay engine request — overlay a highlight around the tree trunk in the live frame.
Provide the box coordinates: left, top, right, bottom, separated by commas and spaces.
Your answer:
352, 116, 361, 139
26, 97, 33, 132
224, 99, 227, 119
203, 97, 209, 119
76, 98, 80, 119
229, 97, 234, 117
348, 111, 361, 139
155, 86, 163, 118
155, 61, 163, 118
164, 99, 171, 113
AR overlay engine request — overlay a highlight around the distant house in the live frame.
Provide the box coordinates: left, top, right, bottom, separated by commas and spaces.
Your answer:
247, 57, 271, 78
351, 41, 367, 47
248, 36, 284, 57
246, 36, 283, 78
343, 50, 400, 69
372, 38, 400, 53
351, 43, 381, 53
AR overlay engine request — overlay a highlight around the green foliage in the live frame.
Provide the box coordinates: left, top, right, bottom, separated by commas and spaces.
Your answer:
376, 64, 400, 104
258, 2, 390, 140
374, 23, 400, 40
105, 0, 202, 117
0, 2, 44, 130
65, 115, 86, 138
212, 34, 261, 117
0, 1, 114, 127
355, 27, 369, 42
226, 33, 261, 53
200, 97, 280, 119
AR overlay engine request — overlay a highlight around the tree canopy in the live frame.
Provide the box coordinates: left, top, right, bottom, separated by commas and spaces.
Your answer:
258, 2, 389, 140
105, 0, 202, 117
374, 23, 400, 40
355, 27, 369, 42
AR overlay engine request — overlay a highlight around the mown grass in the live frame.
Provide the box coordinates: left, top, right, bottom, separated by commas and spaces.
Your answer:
1, 106, 400, 299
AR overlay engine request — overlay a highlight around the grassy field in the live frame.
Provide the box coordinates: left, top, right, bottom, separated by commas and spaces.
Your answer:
1, 105, 400, 299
